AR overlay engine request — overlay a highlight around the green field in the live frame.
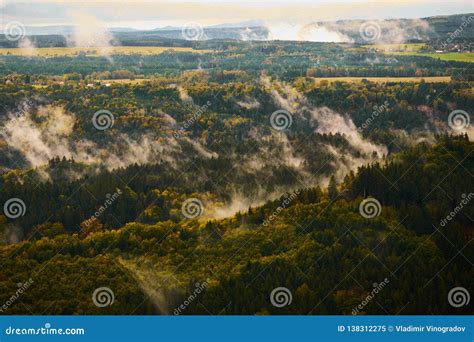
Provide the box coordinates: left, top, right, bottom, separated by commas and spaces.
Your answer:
364, 43, 474, 63
388, 51, 474, 63
0, 46, 213, 57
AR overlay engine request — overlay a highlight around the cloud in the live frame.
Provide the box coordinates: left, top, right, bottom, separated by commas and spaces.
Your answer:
0, 102, 226, 183
177, 86, 194, 104
0, 105, 184, 176
209, 194, 255, 219
183, 137, 219, 159
309, 106, 387, 158
66, 12, 116, 56
2, 105, 76, 167
266, 22, 353, 42
18, 38, 37, 56
236, 97, 260, 109
1, 0, 471, 29
262, 75, 387, 180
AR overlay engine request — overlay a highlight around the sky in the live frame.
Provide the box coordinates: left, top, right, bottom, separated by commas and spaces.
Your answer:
0, 0, 473, 29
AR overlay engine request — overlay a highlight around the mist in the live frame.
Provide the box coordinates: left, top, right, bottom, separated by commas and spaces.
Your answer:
265, 22, 352, 42
66, 12, 116, 57
0, 105, 216, 179
262, 75, 387, 162
18, 38, 37, 56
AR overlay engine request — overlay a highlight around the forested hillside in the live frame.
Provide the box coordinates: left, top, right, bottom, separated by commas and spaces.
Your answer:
0, 136, 472, 314
0, 23, 472, 315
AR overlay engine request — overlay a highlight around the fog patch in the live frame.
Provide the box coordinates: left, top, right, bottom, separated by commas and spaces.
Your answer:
265, 22, 352, 42
184, 137, 218, 159
178, 87, 194, 105
209, 195, 256, 220
236, 97, 260, 110
2, 105, 76, 167
67, 12, 116, 57
310, 106, 387, 159
18, 38, 37, 56
1, 225, 24, 244
1, 105, 182, 177
262, 76, 387, 164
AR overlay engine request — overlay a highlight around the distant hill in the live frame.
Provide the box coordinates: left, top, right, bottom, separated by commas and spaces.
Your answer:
16, 25, 138, 36
314, 13, 474, 43
1, 13, 472, 47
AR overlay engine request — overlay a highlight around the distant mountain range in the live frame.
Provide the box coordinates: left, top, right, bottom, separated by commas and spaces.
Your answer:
17, 20, 267, 36
3, 13, 473, 44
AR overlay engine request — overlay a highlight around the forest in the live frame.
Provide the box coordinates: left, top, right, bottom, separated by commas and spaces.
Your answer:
0, 19, 473, 315
0, 135, 472, 314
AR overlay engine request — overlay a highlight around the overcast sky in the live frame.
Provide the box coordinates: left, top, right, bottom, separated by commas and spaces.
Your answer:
1, 0, 473, 29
